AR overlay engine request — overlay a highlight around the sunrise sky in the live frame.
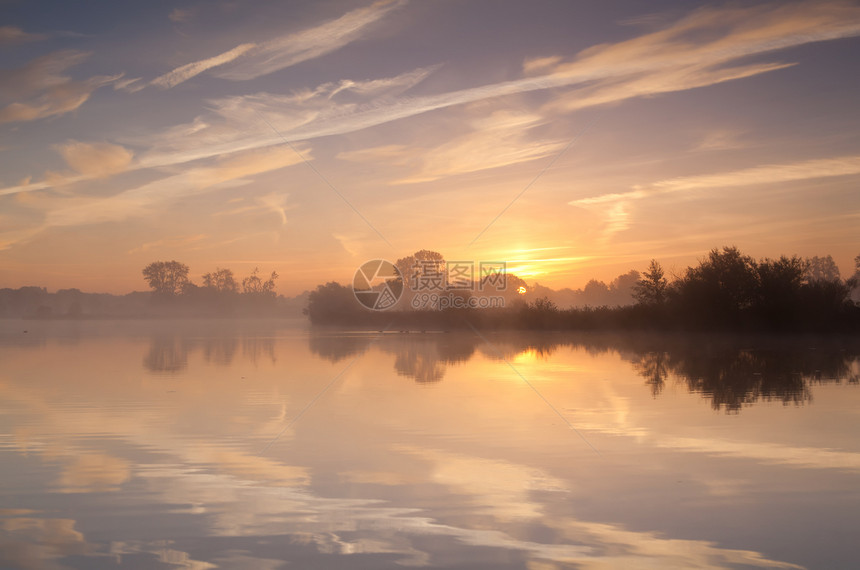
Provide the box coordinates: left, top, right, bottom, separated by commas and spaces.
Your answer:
1, 0, 859, 295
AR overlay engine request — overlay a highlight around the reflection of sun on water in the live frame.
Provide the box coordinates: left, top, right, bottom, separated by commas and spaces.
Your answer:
513, 348, 538, 364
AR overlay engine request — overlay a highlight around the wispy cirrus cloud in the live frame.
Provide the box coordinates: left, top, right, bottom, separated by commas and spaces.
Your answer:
213, 0, 407, 81
570, 154, 860, 243
143, 1, 860, 174
393, 110, 567, 184
572, 155, 860, 206
0, 50, 120, 124
126, 233, 209, 255
337, 110, 567, 184
5, 1, 860, 196
168, 7, 196, 24
144, 0, 406, 90
0, 144, 309, 249
541, 1, 860, 82
149, 43, 256, 90
0, 26, 47, 45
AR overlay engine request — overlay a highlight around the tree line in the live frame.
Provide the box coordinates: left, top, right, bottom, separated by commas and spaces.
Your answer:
306, 247, 860, 332
140, 261, 282, 316
0, 262, 298, 319
628, 247, 858, 331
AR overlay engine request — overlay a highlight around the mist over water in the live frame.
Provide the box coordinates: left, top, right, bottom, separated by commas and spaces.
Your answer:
1, 320, 858, 569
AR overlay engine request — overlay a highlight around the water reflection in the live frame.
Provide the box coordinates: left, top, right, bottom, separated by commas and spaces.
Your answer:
143, 332, 277, 372
310, 332, 477, 383
140, 328, 860, 406
4, 323, 859, 569
305, 331, 860, 410
143, 336, 188, 373
629, 339, 859, 411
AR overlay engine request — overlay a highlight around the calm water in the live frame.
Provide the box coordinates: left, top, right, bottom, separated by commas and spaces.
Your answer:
1, 320, 859, 569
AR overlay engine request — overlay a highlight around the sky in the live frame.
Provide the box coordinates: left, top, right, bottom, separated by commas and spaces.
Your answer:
1, 0, 859, 295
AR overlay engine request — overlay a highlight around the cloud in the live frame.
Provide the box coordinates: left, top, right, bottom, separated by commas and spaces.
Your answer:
0, 25, 46, 45
256, 192, 292, 226
57, 141, 134, 178
128, 66, 440, 170
336, 144, 412, 164
395, 110, 567, 183
197, 144, 308, 186
549, 1, 860, 80
0, 143, 310, 249
694, 129, 749, 152
340, 111, 567, 183
546, 61, 796, 114
146, 0, 406, 89
126, 234, 209, 254
0, 50, 90, 97
168, 7, 196, 23
0, 50, 120, 124
573, 155, 860, 206
113, 77, 142, 91
570, 154, 860, 243
150, 43, 256, 89
143, 2, 860, 169
522, 55, 562, 75
213, 0, 407, 81
5, 2, 860, 195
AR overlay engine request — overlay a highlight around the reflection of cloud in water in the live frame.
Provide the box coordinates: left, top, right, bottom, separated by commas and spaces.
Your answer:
2, 326, 856, 568
125, 451, 801, 569
55, 452, 130, 493
0, 515, 89, 570
393, 446, 568, 520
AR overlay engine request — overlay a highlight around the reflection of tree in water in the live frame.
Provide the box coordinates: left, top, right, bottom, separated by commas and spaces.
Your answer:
308, 333, 477, 383
202, 337, 238, 366
242, 336, 276, 365
633, 352, 670, 397
389, 336, 476, 383
143, 332, 278, 372
393, 344, 446, 383
143, 336, 188, 373
308, 330, 859, 407
632, 342, 859, 412
308, 333, 374, 362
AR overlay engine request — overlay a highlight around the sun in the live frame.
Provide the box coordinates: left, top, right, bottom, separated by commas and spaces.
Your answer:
517, 286, 527, 295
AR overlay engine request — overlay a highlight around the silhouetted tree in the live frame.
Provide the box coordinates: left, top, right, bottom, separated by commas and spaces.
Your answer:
142, 261, 190, 296
609, 270, 640, 305
242, 267, 278, 296
754, 255, 805, 327
849, 254, 860, 304
203, 268, 238, 293
633, 260, 668, 305
804, 255, 841, 283
395, 250, 446, 291
675, 247, 758, 327
582, 279, 610, 304
305, 282, 365, 324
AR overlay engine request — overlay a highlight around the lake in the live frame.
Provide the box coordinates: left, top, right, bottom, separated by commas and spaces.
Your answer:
1, 320, 858, 569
